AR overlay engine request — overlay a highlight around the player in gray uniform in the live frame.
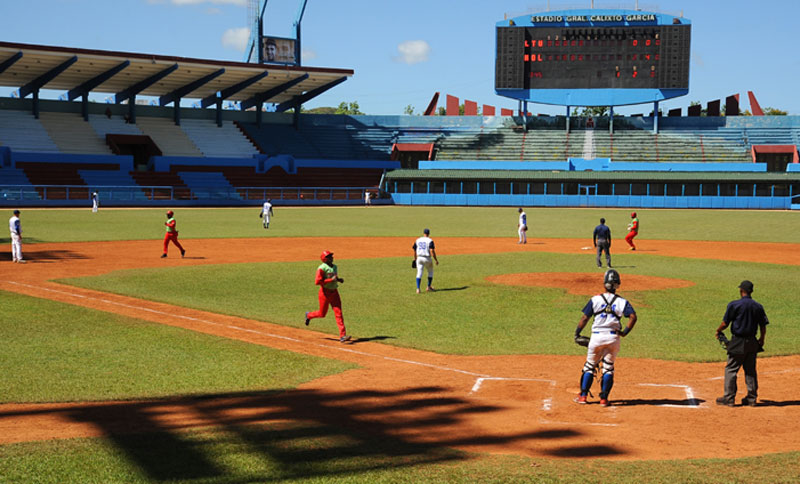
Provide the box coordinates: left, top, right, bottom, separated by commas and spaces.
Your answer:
9, 209, 25, 263
413, 228, 439, 294
593, 218, 612, 268
261, 199, 274, 229
574, 269, 637, 406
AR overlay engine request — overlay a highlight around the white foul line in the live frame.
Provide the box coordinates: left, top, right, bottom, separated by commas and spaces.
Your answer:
7, 281, 493, 380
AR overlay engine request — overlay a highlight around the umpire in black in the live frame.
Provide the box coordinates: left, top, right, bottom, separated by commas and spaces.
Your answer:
593, 218, 612, 268
715, 280, 769, 407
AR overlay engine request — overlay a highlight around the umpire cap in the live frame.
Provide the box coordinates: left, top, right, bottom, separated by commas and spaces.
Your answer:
739, 280, 754, 293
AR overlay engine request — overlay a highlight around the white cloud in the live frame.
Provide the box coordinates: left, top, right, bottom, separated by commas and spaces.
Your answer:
302, 48, 317, 61
394, 40, 431, 65
221, 27, 250, 52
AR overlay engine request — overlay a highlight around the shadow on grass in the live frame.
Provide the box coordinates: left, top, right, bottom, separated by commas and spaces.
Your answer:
0, 385, 625, 480
432, 286, 469, 292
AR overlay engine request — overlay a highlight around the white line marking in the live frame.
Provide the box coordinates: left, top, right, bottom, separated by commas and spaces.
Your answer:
8, 281, 493, 379
638, 383, 701, 408
539, 419, 619, 427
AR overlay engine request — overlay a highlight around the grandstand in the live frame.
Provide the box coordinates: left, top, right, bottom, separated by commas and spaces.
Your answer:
1, 37, 799, 209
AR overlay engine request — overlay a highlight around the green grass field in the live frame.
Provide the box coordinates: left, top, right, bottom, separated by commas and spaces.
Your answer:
4, 207, 800, 483
7, 206, 800, 243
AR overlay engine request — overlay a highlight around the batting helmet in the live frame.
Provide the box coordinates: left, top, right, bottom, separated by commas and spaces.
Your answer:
166, 210, 174, 217
320, 250, 334, 261
604, 269, 621, 293
631, 211, 637, 218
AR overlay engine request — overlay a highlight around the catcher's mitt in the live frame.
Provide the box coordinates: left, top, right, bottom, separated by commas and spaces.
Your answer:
411, 259, 417, 269
574, 335, 590, 347
716, 332, 730, 350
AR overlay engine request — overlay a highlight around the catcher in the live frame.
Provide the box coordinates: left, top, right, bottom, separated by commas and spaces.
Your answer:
574, 269, 638, 406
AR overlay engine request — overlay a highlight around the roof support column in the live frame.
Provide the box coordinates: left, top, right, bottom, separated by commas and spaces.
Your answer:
653, 101, 659, 134
255, 104, 263, 127
32, 89, 40, 119
216, 95, 223, 127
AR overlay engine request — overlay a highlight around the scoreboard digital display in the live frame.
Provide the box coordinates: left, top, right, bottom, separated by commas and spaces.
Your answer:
495, 12, 691, 94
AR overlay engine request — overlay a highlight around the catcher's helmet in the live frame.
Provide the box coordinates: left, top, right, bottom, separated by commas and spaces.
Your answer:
320, 250, 334, 261
604, 269, 621, 292
631, 211, 637, 217
166, 210, 174, 217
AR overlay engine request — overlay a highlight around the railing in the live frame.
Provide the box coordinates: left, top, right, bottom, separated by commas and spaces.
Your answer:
0, 185, 373, 205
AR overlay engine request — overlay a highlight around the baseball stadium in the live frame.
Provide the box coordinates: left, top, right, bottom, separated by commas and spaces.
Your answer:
2, 1, 800, 483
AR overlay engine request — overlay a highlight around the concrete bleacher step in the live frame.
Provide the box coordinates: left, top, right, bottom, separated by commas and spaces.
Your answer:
88, 114, 143, 138
177, 170, 241, 199
180, 119, 259, 158
0, 110, 60, 152
39, 112, 112, 154
136, 117, 202, 157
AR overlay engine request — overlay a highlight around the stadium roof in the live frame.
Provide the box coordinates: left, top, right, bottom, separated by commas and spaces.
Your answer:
385, 169, 800, 182
0, 41, 353, 107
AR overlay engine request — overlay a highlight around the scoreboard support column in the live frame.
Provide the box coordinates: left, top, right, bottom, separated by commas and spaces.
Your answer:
565, 105, 570, 134
653, 101, 660, 134
609, 106, 614, 135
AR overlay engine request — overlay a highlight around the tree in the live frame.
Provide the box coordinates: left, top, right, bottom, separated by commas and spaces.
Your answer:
437, 107, 446, 116
306, 107, 337, 114
335, 101, 364, 115
763, 107, 788, 116
572, 106, 608, 117
403, 104, 415, 115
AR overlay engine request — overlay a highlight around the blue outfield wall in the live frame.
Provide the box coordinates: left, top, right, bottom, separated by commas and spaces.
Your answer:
390, 193, 790, 210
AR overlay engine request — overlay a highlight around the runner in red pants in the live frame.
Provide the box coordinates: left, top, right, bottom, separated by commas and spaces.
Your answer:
161, 210, 185, 258
625, 211, 639, 250
304, 250, 350, 342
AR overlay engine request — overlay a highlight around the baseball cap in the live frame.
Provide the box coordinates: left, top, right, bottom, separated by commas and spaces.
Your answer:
738, 280, 754, 293
631, 212, 637, 217
423, 228, 430, 235
320, 250, 334, 261
13, 209, 20, 215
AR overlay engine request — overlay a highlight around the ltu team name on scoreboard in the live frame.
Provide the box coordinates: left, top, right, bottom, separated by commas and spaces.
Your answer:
530, 14, 657, 23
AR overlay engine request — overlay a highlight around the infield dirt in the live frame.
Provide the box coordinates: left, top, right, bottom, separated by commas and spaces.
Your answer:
1, 236, 799, 461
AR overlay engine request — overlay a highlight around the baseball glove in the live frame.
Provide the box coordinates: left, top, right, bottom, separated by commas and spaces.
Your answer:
574, 335, 590, 347
258, 212, 262, 218
522, 226, 528, 232
716, 332, 730, 350
411, 259, 417, 269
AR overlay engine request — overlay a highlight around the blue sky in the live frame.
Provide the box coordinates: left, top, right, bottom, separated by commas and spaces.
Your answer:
1, 0, 798, 115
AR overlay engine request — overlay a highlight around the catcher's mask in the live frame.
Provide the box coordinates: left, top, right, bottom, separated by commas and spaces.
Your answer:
604, 269, 621, 293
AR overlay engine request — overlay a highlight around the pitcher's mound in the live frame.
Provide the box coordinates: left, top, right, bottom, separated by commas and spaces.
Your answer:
487, 272, 694, 295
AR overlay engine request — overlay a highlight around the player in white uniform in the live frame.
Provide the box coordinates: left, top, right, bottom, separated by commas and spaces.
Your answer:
413, 228, 439, 294
91, 191, 99, 213
9, 209, 25, 263
574, 269, 637, 406
261, 199, 274, 229
517, 208, 527, 244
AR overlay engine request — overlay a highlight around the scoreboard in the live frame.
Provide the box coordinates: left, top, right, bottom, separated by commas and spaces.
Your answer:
495, 10, 691, 106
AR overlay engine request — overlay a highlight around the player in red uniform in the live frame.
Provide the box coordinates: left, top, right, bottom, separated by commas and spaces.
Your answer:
304, 250, 351, 342
625, 212, 639, 250
161, 210, 185, 258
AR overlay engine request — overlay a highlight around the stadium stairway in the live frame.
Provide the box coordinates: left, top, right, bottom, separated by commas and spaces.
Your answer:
88, 114, 143, 138
136, 117, 203, 157
39, 112, 113, 155
179, 119, 259, 158
0, 110, 60, 152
